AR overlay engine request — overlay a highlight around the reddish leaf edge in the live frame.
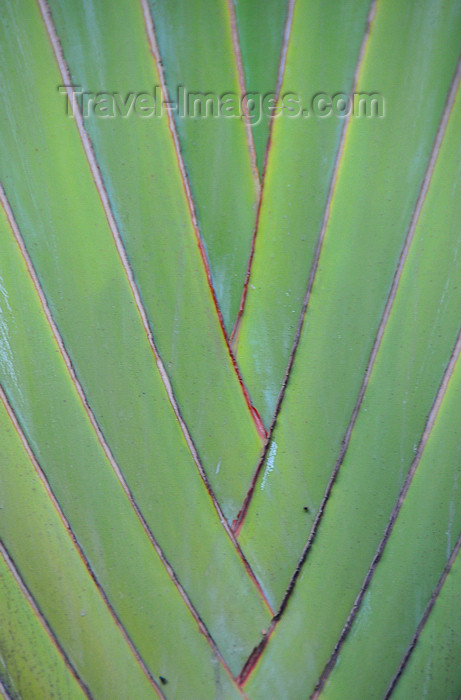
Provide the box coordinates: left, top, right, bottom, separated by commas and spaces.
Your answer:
232, 0, 377, 536
141, 0, 266, 441
230, 0, 296, 347
237, 20, 461, 689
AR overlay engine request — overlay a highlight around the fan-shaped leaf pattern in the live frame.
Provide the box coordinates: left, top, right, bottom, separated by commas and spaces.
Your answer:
238, 0, 461, 610
1, 0, 461, 697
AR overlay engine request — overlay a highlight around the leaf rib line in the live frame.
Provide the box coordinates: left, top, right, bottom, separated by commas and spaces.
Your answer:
238, 16, 460, 684
311, 325, 461, 699
226, 0, 260, 188
139, 0, 228, 330
38, 0, 213, 487
38, 0, 269, 612
140, 0, 266, 440
232, 0, 378, 534
230, 0, 296, 345
0, 183, 263, 684
384, 529, 461, 699
276, 48, 461, 631
0, 384, 165, 700
237, 618, 276, 685
0, 540, 93, 700
240, 321, 461, 689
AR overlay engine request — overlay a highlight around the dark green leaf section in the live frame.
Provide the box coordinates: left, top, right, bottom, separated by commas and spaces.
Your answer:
234, 0, 372, 426
318, 89, 461, 699
239, 0, 461, 611
147, 0, 259, 331
0, 0, 269, 677
0, 399, 160, 700
46, 0, 263, 512
0, 549, 86, 700
232, 0, 288, 172
392, 546, 461, 700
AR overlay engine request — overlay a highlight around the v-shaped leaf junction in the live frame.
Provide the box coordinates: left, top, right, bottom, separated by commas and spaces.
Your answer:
1, 0, 461, 698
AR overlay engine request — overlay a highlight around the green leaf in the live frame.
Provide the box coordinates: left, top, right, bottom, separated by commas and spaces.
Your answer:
0, 0, 270, 678
0, 194, 270, 682
238, 0, 461, 610
320, 326, 461, 698
0, 395, 161, 699
391, 538, 461, 700
232, 0, 289, 173
1, 0, 461, 696
0, 0, 262, 525
233, 0, 372, 426
244, 5, 461, 690
0, 546, 86, 700
314, 81, 461, 699
44, 0, 264, 518
146, 0, 260, 331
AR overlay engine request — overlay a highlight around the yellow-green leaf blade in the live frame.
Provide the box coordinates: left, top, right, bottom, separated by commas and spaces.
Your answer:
0, 197, 268, 684
314, 82, 461, 699
319, 326, 461, 699
0, 548, 87, 700
244, 18, 461, 695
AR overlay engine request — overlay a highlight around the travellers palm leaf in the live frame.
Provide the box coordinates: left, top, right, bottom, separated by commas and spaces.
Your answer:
0, 0, 460, 698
